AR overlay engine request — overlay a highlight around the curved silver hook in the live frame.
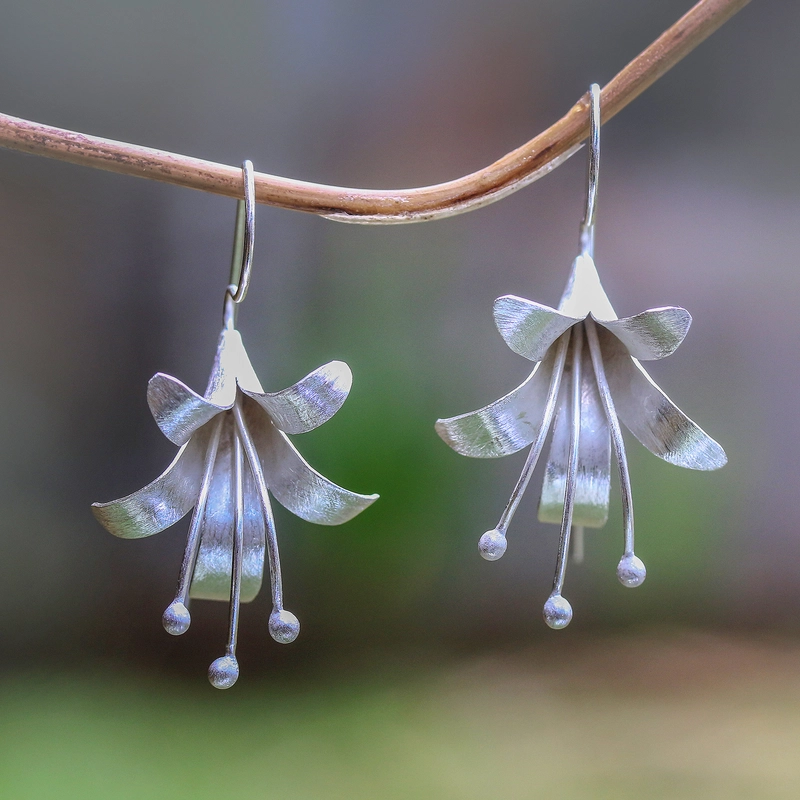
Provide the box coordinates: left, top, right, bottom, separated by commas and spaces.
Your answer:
228, 159, 256, 305
579, 84, 600, 259
223, 283, 238, 330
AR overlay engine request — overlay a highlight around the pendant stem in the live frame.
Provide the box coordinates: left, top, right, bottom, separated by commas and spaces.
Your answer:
224, 426, 246, 659
585, 318, 645, 587
584, 318, 633, 554
233, 400, 284, 612
496, 330, 571, 535
551, 324, 583, 597
172, 415, 224, 611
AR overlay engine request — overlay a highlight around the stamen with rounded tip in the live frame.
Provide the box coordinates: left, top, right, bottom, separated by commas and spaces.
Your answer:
491, 330, 572, 555
478, 528, 507, 561
617, 553, 646, 588
544, 324, 583, 629
233, 400, 300, 643
208, 423, 245, 689
584, 318, 646, 588
208, 655, 239, 690
162, 600, 191, 636
543, 593, 573, 629
269, 609, 300, 644
162, 413, 225, 636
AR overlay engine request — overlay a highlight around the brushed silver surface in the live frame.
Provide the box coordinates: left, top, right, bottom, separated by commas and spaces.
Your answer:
599, 325, 727, 470
189, 417, 266, 603
585, 318, 646, 589
244, 396, 378, 525
597, 307, 691, 360
97, 330, 376, 540
204, 424, 246, 689
234, 401, 285, 611
552, 323, 583, 596
92, 425, 210, 538
538, 340, 610, 528
543, 323, 585, 632
147, 373, 228, 446
435, 349, 556, 459
147, 327, 247, 445
94, 316, 378, 677
495, 332, 570, 536
176, 414, 225, 606
492, 295, 578, 362
242, 360, 353, 435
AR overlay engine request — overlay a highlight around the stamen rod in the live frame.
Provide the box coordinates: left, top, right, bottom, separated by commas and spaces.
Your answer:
552, 323, 583, 595
225, 426, 246, 658
175, 415, 224, 604
233, 401, 284, 611
585, 318, 634, 555
497, 331, 571, 534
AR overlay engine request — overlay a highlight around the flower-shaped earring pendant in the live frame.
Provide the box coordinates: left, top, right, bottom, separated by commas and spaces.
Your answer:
436, 86, 726, 629
93, 162, 378, 687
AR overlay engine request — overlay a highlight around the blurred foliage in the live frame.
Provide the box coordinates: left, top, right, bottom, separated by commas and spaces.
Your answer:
2, 633, 800, 800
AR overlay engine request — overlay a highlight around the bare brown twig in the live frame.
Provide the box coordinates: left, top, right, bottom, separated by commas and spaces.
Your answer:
0, 0, 749, 224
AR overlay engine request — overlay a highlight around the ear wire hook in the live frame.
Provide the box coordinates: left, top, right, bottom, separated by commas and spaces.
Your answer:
224, 160, 256, 327
579, 84, 600, 260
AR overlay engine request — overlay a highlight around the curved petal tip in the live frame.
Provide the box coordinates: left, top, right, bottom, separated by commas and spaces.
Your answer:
493, 295, 577, 362
243, 399, 378, 525
601, 330, 728, 472
660, 432, 727, 471
436, 355, 556, 459
241, 360, 353, 434
147, 373, 228, 445
596, 306, 692, 360
91, 434, 208, 538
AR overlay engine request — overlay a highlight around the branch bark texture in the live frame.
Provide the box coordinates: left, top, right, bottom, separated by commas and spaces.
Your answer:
0, 0, 750, 224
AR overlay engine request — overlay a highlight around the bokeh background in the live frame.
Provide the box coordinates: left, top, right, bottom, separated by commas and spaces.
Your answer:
1, 1, 799, 797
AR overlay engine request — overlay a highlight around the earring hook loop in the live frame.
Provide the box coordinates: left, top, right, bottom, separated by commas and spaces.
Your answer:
579, 84, 600, 259
228, 160, 256, 304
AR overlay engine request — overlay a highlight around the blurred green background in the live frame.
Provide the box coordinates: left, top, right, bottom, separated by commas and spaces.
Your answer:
1, 1, 799, 797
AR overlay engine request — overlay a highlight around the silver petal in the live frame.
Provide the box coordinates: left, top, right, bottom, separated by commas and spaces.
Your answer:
242, 361, 353, 434
189, 418, 265, 603
147, 374, 228, 446
436, 350, 555, 458
596, 307, 691, 360
558, 254, 617, 320
493, 295, 578, 362
91, 426, 210, 538
599, 327, 727, 470
243, 398, 378, 525
147, 328, 264, 446
538, 338, 611, 527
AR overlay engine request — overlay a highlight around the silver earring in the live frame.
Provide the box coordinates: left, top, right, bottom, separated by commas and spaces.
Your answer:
435, 85, 726, 630
93, 161, 378, 688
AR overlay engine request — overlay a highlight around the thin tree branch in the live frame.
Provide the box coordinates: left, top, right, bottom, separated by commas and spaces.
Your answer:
0, 0, 749, 224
